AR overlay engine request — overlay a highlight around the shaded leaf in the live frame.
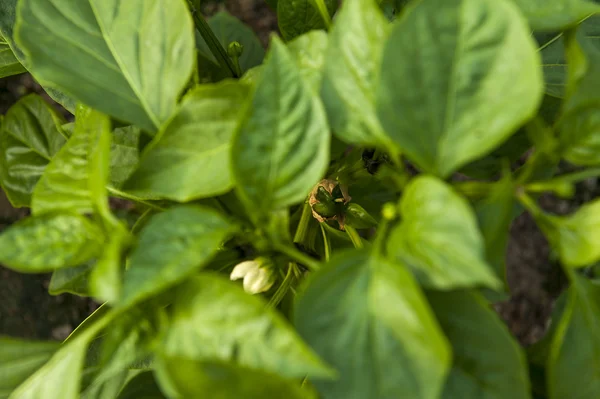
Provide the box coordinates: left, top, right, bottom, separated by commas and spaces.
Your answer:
510, 0, 600, 31
15, 0, 195, 133
120, 205, 233, 307
386, 176, 501, 290
0, 37, 25, 78
48, 263, 94, 296
124, 80, 249, 201
0, 213, 103, 273
0, 94, 66, 207
116, 372, 165, 399
277, 0, 337, 41
295, 250, 451, 399
376, 0, 543, 177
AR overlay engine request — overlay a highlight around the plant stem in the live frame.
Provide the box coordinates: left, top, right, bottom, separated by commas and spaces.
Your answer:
293, 202, 313, 244
345, 225, 363, 249
187, 1, 238, 78
107, 187, 166, 211
267, 264, 296, 308
532, 167, 600, 186
275, 243, 320, 272
320, 223, 331, 261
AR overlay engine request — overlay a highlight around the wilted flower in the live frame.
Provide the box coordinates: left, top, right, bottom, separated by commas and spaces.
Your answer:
230, 258, 275, 294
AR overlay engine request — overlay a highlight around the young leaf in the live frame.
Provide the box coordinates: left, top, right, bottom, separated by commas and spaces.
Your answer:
15, 0, 195, 133
232, 37, 330, 220
376, 0, 543, 177
0, 94, 66, 207
154, 358, 316, 399
48, 263, 94, 296
510, 0, 600, 31
294, 250, 451, 399
161, 274, 333, 379
110, 126, 140, 188
124, 80, 250, 201
386, 176, 501, 290
427, 290, 530, 399
533, 199, 600, 268
32, 106, 112, 216
277, 0, 337, 41
0, 213, 103, 273
0, 337, 60, 398
548, 275, 600, 399
120, 205, 234, 307
320, 0, 392, 148
196, 11, 265, 75
0, 37, 24, 77
286, 30, 329, 92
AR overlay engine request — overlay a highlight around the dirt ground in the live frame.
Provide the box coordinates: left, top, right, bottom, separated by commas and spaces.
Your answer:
0, 0, 586, 347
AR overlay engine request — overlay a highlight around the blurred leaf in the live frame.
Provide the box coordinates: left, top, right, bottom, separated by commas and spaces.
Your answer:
0, 37, 24, 77
48, 263, 94, 296
510, 0, 600, 31
286, 30, 329, 91
277, 0, 337, 41
116, 372, 165, 399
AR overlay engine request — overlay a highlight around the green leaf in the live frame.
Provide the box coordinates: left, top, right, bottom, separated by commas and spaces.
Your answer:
0, 213, 103, 273
0, 37, 24, 77
0, 0, 76, 112
124, 80, 250, 201
548, 275, 600, 399
320, 0, 392, 148
0, 94, 66, 207
556, 22, 600, 165
533, 199, 600, 268
48, 263, 94, 296
0, 337, 60, 399
120, 205, 233, 307
154, 358, 316, 399
510, 0, 600, 31
196, 11, 265, 75
9, 308, 113, 399
277, 0, 337, 41
110, 126, 140, 188
376, 0, 543, 177
161, 274, 333, 379
294, 250, 451, 399
427, 290, 530, 399
116, 372, 165, 399
386, 176, 501, 290
232, 37, 330, 219
286, 30, 329, 92
15, 0, 195, 133
32, 106, 112, 216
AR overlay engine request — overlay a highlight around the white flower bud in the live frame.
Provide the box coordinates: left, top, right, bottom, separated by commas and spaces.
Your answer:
230, 259, 275, 294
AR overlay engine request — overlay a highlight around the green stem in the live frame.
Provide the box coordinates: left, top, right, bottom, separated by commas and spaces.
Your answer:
294, 202, 313, 244
107, 187, 166, 211
320, 223, 331, 261
267, 264, 296, 308
515, 189, 543, 218
345, 225, 363, 249
187, 1, 238, 78
532, 167, 600, 186
311, 0, 332, 29
275, 244, 320, 272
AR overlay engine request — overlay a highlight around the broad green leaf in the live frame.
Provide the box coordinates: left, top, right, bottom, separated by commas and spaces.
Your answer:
0, 213, 103, 273
320, 0, 392, 148
232, 38, 330, 219
161, 274, 333, 379
533, 199, 600, 268
196, 11, 265, 75
387, 176, 501, 289
120, 205, 233, 307
287, 30, 329, 91
48, 263, 94, 296
15, 0, 195, 133
511, 0, 600, 31
377, 0, 543, 177
0, 337, 60, 399
32, 106, 111, 215
110, 126, 140, 188
548, 275, 600, 399
278, 0, 337, 41
0, 37, 24, 77
0, 0, 76, 112
155, 358, 316, 399
116, 372, 165, 399
556, 21, 600, 165
9, 308, 113, 399
124, 80, 250, 201
427, 290, 530, 399
0, 94, 66, 207
295, 250, 451, 399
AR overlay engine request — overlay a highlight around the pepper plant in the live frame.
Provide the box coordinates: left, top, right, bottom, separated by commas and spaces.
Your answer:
1, 0, 600, 397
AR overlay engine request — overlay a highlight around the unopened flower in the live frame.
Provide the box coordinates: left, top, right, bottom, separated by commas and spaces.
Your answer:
230, 258, 275, 294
